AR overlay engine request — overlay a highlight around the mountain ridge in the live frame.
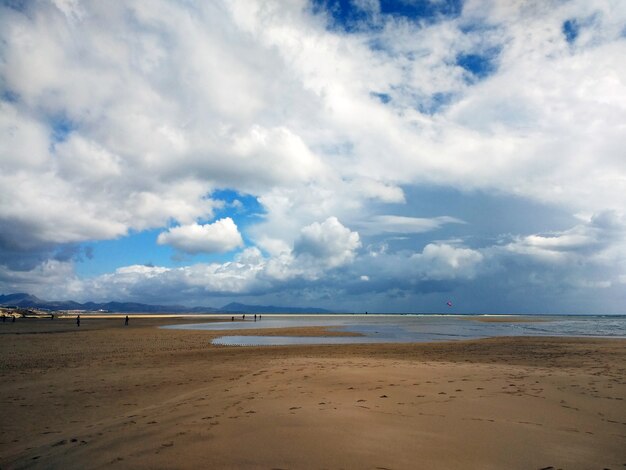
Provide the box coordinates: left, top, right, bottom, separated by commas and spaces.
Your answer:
0, 293, 334, 314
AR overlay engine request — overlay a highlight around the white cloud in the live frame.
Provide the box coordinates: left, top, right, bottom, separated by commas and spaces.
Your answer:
412, 243, 484, 280
3, 0, 625, 248
157, 218, 244, 254
503, 211, 626, 265
361, 215, 464, 234
294, 217, 361, 269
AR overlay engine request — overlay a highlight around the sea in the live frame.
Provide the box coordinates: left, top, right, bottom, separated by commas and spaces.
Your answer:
161, 314, 626, 347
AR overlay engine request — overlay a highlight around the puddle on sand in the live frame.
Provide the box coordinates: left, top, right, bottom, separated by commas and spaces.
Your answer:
161, 315, 626, 346
212, 335, 398, 346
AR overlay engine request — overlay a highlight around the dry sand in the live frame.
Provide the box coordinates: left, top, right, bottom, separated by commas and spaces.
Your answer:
1, 317, 625, 470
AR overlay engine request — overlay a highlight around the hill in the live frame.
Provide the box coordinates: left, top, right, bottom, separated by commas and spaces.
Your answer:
0, 293, 334, 314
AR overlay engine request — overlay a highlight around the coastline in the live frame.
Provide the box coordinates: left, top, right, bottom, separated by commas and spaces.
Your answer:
1, 317, 625, 469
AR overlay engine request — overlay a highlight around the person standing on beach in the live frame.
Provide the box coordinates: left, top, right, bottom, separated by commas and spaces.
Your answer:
125, 315, 129, 326
76, 314, 80, 327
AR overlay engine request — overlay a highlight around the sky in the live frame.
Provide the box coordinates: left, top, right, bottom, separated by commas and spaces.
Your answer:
1, 0, 626, 313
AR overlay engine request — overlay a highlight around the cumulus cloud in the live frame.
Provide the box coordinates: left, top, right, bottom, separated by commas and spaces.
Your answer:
0, 218, 361, 302
157, 218, 244, 254
294, 217, 362, 269
412, 243, 484, 280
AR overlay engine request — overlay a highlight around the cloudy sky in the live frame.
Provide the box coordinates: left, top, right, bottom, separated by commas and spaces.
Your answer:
1, 0, 625, 313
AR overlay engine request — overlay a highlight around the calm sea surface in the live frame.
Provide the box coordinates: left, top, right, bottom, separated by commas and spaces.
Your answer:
161, 314, 626, 346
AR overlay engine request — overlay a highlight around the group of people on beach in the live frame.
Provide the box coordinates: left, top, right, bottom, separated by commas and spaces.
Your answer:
230, 314, 262, 321
2, 313, 132, 326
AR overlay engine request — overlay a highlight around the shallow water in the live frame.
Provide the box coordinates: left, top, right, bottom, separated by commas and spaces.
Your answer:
162, 314, 626, 346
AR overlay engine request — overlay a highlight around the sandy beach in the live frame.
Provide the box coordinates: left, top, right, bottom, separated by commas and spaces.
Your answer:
1, 317, 625, 469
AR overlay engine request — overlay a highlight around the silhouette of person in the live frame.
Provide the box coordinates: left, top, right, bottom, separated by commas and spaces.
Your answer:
254, 314, 257, 322
243, 314, 245, 320
76, 314, 80, 327
231, 316, 234, 321
51, 313, 54, 320
125, 315, 129, 326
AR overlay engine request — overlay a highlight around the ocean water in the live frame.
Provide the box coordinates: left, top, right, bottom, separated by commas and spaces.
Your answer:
161, 314, 626, 346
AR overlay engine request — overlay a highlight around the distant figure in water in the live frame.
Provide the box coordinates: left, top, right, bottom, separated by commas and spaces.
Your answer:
51, 313, 54, 320
254, 314, 257, 322
259, 314, 261, 320
243, 314, 245, 320
231, 316, 234, 321
76, 314, 80, 327
125, 315, 129, 326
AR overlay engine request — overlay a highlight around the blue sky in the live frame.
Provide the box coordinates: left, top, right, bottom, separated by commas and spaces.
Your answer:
1, 0, 626, 313
75, 189, 266, 277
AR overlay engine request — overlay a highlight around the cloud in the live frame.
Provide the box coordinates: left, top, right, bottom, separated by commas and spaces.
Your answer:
1, 212, 623, 313
157, 218, 244, 254
503, 211, 626, 265
412, 243, 484, 280
294, 217, 361, 269
3, 0, 625, 247
360, 215, 464, 234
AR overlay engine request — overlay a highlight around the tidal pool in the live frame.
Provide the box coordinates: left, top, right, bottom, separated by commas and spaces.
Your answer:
161, 314, 626, 346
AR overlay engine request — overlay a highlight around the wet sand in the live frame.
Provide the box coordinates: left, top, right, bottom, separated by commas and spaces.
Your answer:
462, 315, 548, 323
1, 317, 625, 469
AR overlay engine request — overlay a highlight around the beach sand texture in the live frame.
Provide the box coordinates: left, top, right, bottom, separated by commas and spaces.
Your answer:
1, 318, 625, 469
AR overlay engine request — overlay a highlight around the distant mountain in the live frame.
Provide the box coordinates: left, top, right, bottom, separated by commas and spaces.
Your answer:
0, 293, 334, 314
0, 293, 84, 310
221, 302, 332, 314
0, 293, 217, 313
